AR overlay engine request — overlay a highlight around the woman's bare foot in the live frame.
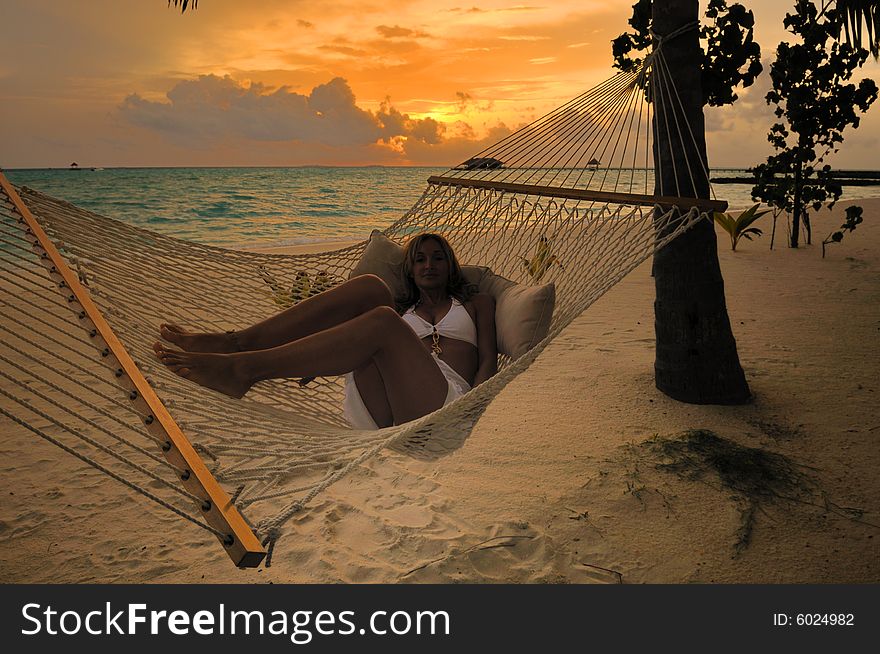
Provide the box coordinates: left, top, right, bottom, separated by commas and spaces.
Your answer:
153, 343, 252, 398
158, 323, 238, 353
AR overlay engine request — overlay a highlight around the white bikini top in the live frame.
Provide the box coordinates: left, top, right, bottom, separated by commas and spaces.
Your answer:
403, 298, 478, 347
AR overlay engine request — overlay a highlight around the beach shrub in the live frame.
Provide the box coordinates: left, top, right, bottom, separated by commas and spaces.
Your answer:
713, 204, 771, 251
822, 204, 864, 257
751, 0, 878, 248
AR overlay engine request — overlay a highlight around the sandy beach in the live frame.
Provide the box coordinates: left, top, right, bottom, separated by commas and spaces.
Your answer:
1, 198, 878, 584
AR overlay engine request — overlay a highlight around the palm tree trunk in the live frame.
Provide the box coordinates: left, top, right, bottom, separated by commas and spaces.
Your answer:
770, 208, 778, 250
792, 155, 803, 248
651, 0, 751, 404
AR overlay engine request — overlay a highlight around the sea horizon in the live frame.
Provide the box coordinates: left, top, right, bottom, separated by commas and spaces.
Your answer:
9, 164, 880, 171
6, 165, 880, 251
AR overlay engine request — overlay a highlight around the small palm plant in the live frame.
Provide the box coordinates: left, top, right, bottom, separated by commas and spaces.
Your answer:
713, 204, 771, 251
520, 234, 564, 281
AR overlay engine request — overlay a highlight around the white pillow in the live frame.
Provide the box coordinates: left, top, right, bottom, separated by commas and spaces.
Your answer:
464, 266, 555, 358
348, 230, 407, 299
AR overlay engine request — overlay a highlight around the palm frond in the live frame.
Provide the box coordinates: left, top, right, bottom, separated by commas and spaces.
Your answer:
168, 0, 198, 13
830, 0, 880, 59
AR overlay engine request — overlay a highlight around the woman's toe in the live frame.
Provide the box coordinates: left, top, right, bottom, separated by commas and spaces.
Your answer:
160, 324, 184, 341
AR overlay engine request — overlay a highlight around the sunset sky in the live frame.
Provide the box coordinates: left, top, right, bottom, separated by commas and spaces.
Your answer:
1, 0, 878, 169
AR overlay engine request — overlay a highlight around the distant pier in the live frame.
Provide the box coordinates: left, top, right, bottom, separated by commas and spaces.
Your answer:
713, 170, 880, 186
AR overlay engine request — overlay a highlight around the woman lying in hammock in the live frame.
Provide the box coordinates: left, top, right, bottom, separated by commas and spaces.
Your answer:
153, 233, 497, 429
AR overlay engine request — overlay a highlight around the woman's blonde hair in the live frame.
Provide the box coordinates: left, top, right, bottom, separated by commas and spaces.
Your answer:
397, 232, 473, 311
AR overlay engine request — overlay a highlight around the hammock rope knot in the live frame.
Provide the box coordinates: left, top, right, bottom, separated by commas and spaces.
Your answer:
650, 21, 700, 46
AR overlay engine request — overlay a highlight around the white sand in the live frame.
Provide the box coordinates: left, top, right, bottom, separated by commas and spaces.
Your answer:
1, 200, 878, 583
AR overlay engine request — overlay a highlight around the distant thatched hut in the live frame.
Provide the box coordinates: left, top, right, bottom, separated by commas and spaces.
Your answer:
458, 157, 504, 170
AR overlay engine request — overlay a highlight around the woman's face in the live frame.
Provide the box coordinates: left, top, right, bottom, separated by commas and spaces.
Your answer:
411, 238, 450, 292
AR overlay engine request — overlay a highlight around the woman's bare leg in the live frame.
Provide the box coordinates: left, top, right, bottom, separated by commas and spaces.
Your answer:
160, 274, 393, 352
155, 306, 448, 424
352, 362, 394, 428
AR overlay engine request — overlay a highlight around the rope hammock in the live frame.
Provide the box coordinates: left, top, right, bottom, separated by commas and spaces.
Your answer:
0, 39, 726, 567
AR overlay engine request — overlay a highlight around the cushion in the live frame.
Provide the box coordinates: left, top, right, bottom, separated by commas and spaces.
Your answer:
348, 230, 407, 300
350, 234, 555, 358
465, 266, 555, 358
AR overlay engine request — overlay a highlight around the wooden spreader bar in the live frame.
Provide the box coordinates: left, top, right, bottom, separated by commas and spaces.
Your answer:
428, 175, 728, 213
0, 171, 266, 568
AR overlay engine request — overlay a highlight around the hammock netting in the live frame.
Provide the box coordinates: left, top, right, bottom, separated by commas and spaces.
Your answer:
0, 47, 723, 563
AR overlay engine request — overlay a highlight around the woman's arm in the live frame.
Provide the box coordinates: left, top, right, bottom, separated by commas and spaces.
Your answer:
472, 293, 498, 387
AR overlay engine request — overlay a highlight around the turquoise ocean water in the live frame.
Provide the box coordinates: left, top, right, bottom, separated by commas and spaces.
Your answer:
5, 167, 439, 250
6, 167, 880, 249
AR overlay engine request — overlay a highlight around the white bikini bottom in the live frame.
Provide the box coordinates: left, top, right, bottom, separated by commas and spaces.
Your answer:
343, 356, 471, 430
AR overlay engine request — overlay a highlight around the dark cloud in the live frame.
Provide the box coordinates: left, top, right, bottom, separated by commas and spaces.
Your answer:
119, 75, 444, 150
402, 123, 515, 165
297, 19, 314, 28
452, 120, 476, 139
375, 24, 430, 39
446, 5, 544, 13
407, 117, 444, 144
454, 91, 494, 113
318, 44, 369, 57
705, 59, 775, 133
704, 106, 733, 133
376, 100, 445, 144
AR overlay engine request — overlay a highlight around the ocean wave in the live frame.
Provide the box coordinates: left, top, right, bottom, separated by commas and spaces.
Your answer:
233, 235, 366, 251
